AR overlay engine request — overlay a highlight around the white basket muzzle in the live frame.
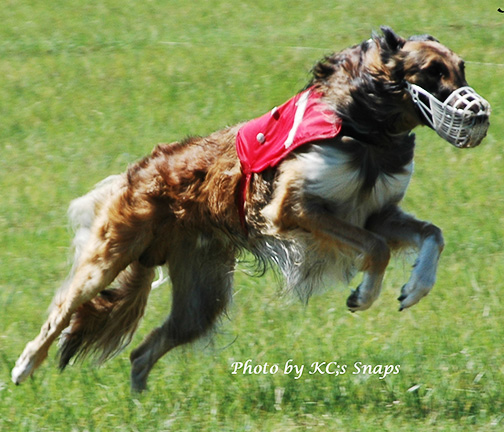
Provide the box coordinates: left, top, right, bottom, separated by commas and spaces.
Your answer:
405, 82, 491, 148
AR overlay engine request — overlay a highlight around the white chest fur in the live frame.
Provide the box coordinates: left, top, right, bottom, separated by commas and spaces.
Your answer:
297, 145, 413, 226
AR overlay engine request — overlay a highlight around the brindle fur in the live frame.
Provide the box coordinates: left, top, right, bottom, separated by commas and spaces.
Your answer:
12, 27, 487, 392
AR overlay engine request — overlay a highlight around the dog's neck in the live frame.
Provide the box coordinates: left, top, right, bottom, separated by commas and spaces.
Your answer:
340, 122, 414, 149
310, 41, 422, 147
384, 108, 421, 137
336, 97, 419, 148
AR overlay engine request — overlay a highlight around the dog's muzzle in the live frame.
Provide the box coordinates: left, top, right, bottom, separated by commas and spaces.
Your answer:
405, 82, 491, 148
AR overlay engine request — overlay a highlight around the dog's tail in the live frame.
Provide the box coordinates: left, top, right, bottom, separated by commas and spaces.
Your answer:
68, 174, 126, 276
58, 262, 155, 368
50, 175, 125, 312
55, 175, 156, 368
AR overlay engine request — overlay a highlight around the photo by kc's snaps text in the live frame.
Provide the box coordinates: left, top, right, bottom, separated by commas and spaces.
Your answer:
230, 359, 400, 380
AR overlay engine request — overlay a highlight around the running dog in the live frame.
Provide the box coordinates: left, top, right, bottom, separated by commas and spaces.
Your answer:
12, 27, 490, 392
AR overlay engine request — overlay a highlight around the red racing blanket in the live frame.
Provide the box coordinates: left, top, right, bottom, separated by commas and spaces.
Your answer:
236, 87, 342, 229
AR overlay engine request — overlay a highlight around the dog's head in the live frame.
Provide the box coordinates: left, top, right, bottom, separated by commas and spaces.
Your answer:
376, 27, 491, 148
312, 27, 490, 148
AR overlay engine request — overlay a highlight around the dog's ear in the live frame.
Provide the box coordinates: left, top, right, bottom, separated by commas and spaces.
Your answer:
408, 34, 439, 43
377, 26, 406, 53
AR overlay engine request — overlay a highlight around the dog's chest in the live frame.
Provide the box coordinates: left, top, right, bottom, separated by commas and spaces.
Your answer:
299, 145, 413, 225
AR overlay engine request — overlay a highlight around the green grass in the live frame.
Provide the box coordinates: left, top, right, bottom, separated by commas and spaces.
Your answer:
1, 1, 503, 430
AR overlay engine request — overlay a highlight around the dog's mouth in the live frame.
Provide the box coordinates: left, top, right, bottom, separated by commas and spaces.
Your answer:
405, 82, 491, 148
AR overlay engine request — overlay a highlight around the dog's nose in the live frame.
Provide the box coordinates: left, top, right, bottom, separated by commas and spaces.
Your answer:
468, 99, 487, 115
448, 87, 490, 116
452, 91, 482, 114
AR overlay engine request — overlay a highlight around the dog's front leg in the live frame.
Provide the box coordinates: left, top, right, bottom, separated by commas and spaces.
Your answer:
346, 270, 387, 312
282, 197, 391, 312
365, 205, 445, 311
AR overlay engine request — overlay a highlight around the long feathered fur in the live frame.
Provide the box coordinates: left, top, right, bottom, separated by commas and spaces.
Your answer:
58, 262, 155, 367
12, 27, 489, 392
55, 175, 156, 367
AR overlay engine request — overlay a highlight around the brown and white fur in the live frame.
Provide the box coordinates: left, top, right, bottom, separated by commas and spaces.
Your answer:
12, 27, 488, 392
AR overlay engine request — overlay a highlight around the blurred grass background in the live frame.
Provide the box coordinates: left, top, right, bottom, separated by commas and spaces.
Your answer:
1, 1, 503, 430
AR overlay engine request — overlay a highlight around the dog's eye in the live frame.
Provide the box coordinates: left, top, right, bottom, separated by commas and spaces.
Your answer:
425, 61, 448, 78
459, 61, 466, 76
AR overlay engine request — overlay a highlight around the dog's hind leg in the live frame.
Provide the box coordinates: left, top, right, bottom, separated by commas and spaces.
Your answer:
130, 234, 235, 392
11, 236, 137, 384
11, 196, 154, 385
365, 205, 445, 311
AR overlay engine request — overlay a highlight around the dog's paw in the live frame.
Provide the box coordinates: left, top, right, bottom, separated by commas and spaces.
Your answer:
398, 277, 433, 311
11, 339, 49, 385
11, 353, 36, 385
346, 286, 374, 312
130, 355, 150, 393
